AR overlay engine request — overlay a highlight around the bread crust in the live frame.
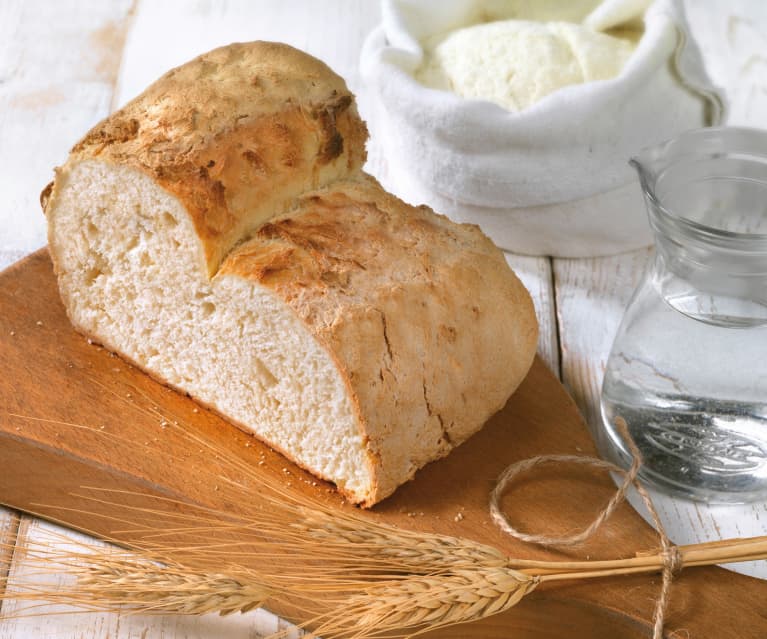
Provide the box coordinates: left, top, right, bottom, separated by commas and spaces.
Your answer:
219, 176, 538, 504
44, 41, 538, 506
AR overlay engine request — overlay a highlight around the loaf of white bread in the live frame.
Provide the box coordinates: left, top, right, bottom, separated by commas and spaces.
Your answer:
42, 42, 538, 506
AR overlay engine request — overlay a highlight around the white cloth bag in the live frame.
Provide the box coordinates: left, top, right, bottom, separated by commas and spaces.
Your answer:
360, 0, 725, 256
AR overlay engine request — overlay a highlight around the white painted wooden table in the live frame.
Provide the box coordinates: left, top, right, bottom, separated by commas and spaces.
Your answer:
0, 1, 765, 636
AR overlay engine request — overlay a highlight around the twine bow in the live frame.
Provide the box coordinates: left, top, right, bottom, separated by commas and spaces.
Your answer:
490, 417, 683, 639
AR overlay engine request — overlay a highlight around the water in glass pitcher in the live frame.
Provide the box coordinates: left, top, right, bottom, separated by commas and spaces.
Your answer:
599, 276, 767, 502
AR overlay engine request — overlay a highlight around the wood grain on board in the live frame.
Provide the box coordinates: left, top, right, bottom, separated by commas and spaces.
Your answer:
0, 250, 765, 638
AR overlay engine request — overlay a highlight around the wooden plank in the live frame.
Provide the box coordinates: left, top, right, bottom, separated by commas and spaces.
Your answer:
505, 255, 559, 376
553, 250, 650, 432
0, 516, 299, 638
114, 0, 382, 106
0, 508, 20, 615
1, 249, 766, 637
0, 0, 134, 268
0, 0, 133, 84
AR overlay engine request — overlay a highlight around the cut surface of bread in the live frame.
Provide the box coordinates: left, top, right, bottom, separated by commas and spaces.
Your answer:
44, 42, 538, 506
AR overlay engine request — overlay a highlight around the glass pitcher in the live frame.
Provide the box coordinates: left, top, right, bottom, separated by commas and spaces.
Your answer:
597, 127, 767, 503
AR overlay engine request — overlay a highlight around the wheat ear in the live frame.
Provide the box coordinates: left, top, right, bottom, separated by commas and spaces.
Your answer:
75, 559, 271, 615
309, 567, 539, 638
0, 537, 272, 618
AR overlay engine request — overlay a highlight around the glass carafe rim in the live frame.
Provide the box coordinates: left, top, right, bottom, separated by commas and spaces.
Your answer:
631, 126, 767, 253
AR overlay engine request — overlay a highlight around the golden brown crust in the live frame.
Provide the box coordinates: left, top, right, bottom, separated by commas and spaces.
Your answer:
57, 41, 367, 276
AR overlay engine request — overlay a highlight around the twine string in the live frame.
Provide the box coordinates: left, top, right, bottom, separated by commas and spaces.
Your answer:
490, 417, 682, 639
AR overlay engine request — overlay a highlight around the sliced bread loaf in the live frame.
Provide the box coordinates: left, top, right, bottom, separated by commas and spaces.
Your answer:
42, 42, 538, 506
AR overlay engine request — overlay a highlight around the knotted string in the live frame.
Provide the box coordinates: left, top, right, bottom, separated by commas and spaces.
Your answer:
490, 417, 682, 639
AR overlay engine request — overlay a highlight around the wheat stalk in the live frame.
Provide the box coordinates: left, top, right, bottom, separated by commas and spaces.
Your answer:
4, 402, 767, 637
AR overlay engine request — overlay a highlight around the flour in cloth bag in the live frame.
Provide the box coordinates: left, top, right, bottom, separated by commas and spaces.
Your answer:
416, 20, 637, 112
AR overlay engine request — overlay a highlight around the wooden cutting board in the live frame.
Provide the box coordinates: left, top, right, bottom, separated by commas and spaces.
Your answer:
0, 249, 765, 638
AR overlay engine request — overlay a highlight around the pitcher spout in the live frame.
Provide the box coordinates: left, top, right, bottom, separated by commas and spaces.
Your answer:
629, 154, 655, 200
629, 133, 681, 201
630, 127, 767, 240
